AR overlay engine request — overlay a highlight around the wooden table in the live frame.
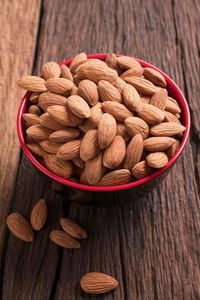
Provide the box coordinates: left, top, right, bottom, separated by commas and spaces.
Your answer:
1, 0, 200, 299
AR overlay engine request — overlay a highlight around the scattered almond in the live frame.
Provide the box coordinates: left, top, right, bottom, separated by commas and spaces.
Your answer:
60, 218, 87, 239
49, 230, 80, 248
6, 213, 34, 242
30, 199, 47, 231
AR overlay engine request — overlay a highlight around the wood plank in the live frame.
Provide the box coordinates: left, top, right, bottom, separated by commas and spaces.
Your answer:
0, 0, 41, 268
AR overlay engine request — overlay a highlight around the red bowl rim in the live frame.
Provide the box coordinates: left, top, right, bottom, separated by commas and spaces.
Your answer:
17, 54, 191, 192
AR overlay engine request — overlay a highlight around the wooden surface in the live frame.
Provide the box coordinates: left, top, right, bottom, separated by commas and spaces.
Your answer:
0, 0, 200, 299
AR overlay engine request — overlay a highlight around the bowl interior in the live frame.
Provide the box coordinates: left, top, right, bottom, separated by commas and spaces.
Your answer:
17, 54, 191, 192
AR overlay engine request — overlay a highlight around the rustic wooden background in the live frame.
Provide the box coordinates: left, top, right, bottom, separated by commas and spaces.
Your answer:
0, 0, 199, 299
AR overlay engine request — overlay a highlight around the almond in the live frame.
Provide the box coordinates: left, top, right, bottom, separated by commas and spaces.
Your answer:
80, 272, 118, 294
124, 76, 156, 95
137, 103, 165, 124
60, 64, 73, 81
166, 139, 180, 159
79, 171, 89, 185
67, 95, 91, 118
57, 140, 81, 160
6, 213, 34, 242
41, 62, 61, 80
45, 78, 73, 94
73, 157, 85, 168
28, 105, 42, 115
143, 137, 176, 151
26, 125, 53, 140
40, 140, 62, 154
29, 92, 40, 103
16, 76, 47, 92
102, 101, 133, 122
168, 96, 179, 107
71, 84, 79, 95
165, 99, 181, 114
47, 105, 82, 126
49, 230, 80, 248
149, 88, 168, 110
49, 128, 80, 142
60, 218, 87, 239
97, 169, 131, 186
98, 80, 122, 103
80, 129, 100, 161
105, 53, 122, 74
117, 56, 141, 69
103, 136, 126, 169
143, 67, 167, 87
78, 119, 96, 133
120, 66, 144, 79
85, 152, 105, 185
165, 111, 181, 124
39, 112, 66, 131
98, 113, 117, 149
38, 92, 67, 111
116, 123, 130, 141
70, 60, 88, 74
124, 134, 143, 169
89, 102, 103, 127
124, 117, 149, 139
112, 77, 126, 93
123, 84, 142, 112
69, 52, 87, 70
76, 60, 118, 84
22, 113, 40, 126
73, 74, 82, 86
146, 152, 168, 168
150, 122, 186, 136
44, 154, 73, 179
132, 160, 155, 179
175, 113, 180, 119
78, 80, 99, 106
140, 95, 150, 104
27, 143, 48, 157
30, 199, 47, 230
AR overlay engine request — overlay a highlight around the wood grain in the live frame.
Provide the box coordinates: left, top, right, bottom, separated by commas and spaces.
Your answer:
0, 0, 41, 268
1, 0, 200, 299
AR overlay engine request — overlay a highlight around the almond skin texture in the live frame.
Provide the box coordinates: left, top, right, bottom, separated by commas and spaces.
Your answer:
97, 169, 131, 186
149, 88, 168, 110
117, 56, 141, 69
69, 52, 87, 70
124, 117, 149, 140
44, 154, 73, 179
146, 152, 168, 168
80, 272, 119, 294
49, 128, 80, 142
165, 111, 181, 124
26, 125, 53, 140
140, 95, 151, 104
22, 113, 40, 126
112, 77, 126, 93
116, 123, 130, 141
124, 76, 156, 95
30, 199, 47, 231
45, 78, 73, 94
143, 137, 176, 151
165, 99, 181, 114
124, 134, 143, 170
79, 171, 89, 185
29, 92, 40, 103
40, 140, 62, 154
123, 84, 142, 112
39, 113, 66, 131
80, 129, 100, 161
60, 64, 73, 81
73, 157, 85, 168
78, 79, 99, 106
16, 76, 47, 92
57, 140, 81, 160
98, 113, 117, 149
78, 119, 96, 133
132, 160, 155, 179
60, 218, 88, 239
85, 152, 105, 185
28, 105, 42, 115
98, 80, 122, 103
38, 92, 68, 111
103, 136, 126, 169
89, 102, 103, 127
47, 105, 82, 126
105, 53, 122, 74
143, 67, 167, 87
49, 230, 80, 248
150, 122, 186, 137
67, 95, 91, 118
42, 62, 61, 80
120, 66, 144, 79
6, 213, 34, 242
166, 139, 180, 159
102, 101, 133, 122
137, 103, 165, 125
27, 143, 48, 158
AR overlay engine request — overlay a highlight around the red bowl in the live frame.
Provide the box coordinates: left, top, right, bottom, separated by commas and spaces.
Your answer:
17, 54, 190, 193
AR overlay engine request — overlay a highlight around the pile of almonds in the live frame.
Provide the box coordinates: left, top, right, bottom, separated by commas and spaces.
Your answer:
17, 53, 186, 186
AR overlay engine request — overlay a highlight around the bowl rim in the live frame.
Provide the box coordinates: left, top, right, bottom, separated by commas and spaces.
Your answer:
17, 53, 191, 192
